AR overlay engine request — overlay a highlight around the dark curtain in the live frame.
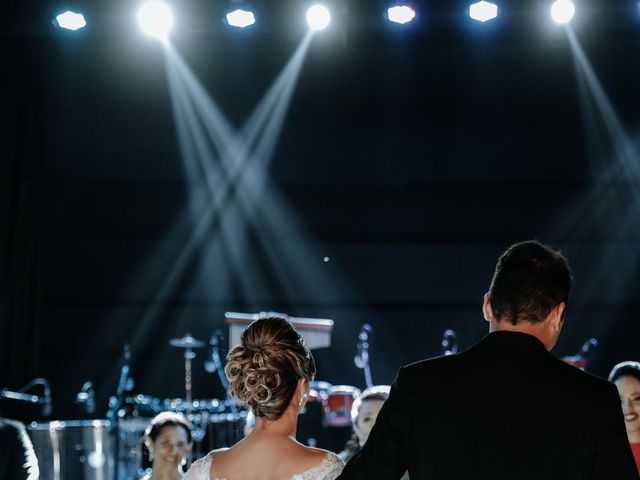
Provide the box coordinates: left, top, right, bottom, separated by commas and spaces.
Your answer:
0, 28, 45, 414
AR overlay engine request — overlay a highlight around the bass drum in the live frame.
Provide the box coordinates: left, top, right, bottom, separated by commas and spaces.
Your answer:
323, 385, 361, 427
117, 416, 150, 480
27, 420, 115, 480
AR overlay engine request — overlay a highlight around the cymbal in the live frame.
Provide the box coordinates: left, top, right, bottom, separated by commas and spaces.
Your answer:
169, 333, 205, 349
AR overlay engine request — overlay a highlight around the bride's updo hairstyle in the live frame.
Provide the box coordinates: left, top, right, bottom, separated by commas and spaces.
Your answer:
225, 315, 316, 420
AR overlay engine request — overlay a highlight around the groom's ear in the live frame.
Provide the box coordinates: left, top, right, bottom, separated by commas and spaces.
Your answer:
482, 293, 493, 322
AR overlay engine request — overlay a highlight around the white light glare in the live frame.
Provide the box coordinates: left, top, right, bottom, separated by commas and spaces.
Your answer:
55, 11, 87, 31
387, 5, 416, 25
137, 1, 174, 40
226, 9, 256, 28
306, 4, 331, 31
469, 1, 498, 22
550, 0, 575, 24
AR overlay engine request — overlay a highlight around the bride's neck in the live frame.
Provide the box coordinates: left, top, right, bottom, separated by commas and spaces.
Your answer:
252, 407, 298, 439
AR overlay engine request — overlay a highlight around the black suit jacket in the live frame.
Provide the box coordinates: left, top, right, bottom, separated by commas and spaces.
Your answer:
339, 331, 639, 480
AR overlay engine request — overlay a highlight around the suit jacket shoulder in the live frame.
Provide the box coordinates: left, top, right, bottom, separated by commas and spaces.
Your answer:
339, 331, 638, 480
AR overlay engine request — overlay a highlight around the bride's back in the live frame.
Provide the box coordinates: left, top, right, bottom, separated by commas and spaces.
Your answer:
209, 435, 337, 480
183, 316, 343, 480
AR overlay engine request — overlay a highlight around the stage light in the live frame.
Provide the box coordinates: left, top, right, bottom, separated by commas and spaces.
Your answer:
137, 0, 174, 40
387, 5, 416, 25
55, 11, 87, 30
226, 8, 256, 28
550, 0, 575, 24
306, 4, 331, 31
469, 1, 498, 22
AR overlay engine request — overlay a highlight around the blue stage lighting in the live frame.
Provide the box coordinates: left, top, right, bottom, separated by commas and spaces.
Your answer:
469, 1, 498, 22
226, 8, 256, 28
137, 0, 174, 41
550, 0, 575, 24
306, 4, 331, 31
387, 5, 416, 25
55, 11, 87, 31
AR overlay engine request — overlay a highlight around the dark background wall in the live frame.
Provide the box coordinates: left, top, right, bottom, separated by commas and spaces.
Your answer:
1, 0, 640, 422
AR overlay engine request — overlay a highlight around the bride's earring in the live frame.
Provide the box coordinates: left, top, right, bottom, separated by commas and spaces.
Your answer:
298, 392, 308, 408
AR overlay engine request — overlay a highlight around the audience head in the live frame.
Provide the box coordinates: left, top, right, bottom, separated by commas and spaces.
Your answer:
225, 315, 316, 420
487, 240, 572, 326
350, 385, 390, 447
144, 412, 192, 469
609, 361, 640, 442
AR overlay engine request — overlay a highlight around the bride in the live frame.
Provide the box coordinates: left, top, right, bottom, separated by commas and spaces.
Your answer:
184, 315, 344, 480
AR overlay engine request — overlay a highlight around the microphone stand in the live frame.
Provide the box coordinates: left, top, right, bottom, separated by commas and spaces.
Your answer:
205, 331, 236, 414
579, 337, 599, 360
562, 337, 599, 370
0, 390, 41, 403
107, 344, 132, 480
441, 329, 459, 356
76, 381, 96, 418
0, 378, 52, 416
354, 324, 373, 389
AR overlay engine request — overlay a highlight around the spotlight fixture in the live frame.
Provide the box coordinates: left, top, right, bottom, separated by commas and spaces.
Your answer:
387, 5, 416, 25
306, 4, 331, 31
550, 0, 575, 24
55, 11, 87, 30
226, 8, 256, 28
137, 0, 174, 40
469, 1, 498, 22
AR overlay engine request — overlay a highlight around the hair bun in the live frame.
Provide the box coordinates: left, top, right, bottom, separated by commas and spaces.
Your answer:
224, 316, 316, 420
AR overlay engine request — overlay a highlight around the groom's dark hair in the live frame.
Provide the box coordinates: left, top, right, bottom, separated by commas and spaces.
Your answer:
488, 240, 572, 325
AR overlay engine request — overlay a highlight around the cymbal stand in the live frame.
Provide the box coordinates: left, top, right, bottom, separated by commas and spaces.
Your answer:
354, 324, 373, 389
184, 347, 195, 409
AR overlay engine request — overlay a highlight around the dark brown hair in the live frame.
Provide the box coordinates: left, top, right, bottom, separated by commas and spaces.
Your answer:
144, 411, 192, 445
489, 240, 572, 325
609, 361, 640, 384
225, 315, 316, 420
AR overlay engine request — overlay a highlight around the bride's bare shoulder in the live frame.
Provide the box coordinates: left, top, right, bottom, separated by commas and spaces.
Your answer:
303, 446, 336, 460
292, 447, 344, 479
210, 447, 231, 456
296, 445, 343, 469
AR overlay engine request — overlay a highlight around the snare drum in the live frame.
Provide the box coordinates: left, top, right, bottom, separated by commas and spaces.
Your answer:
323, 385, 361, 427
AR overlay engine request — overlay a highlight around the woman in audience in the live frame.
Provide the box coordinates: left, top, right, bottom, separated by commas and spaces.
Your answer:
141, 411, 193, 480
339, 386, 390, 463
184, 315, 343, 480
609, 361, 640, 474
338, 385, 409, 479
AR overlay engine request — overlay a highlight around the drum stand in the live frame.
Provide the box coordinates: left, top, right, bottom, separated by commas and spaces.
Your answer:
184, 347, 195, 408
169, 333, 205, 414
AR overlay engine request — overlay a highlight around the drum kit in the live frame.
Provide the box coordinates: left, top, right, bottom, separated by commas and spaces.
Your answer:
19, 328, 366, 480
14, 317, 443, 479
21, 333, 248, 480
5, 323, 468, 480
112, 333, 249, 479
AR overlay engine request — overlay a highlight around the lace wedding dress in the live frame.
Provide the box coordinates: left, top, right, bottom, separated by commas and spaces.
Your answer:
184, 452, 344, 480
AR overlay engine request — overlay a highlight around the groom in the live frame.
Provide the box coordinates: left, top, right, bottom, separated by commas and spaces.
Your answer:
339, 240, 638, 480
